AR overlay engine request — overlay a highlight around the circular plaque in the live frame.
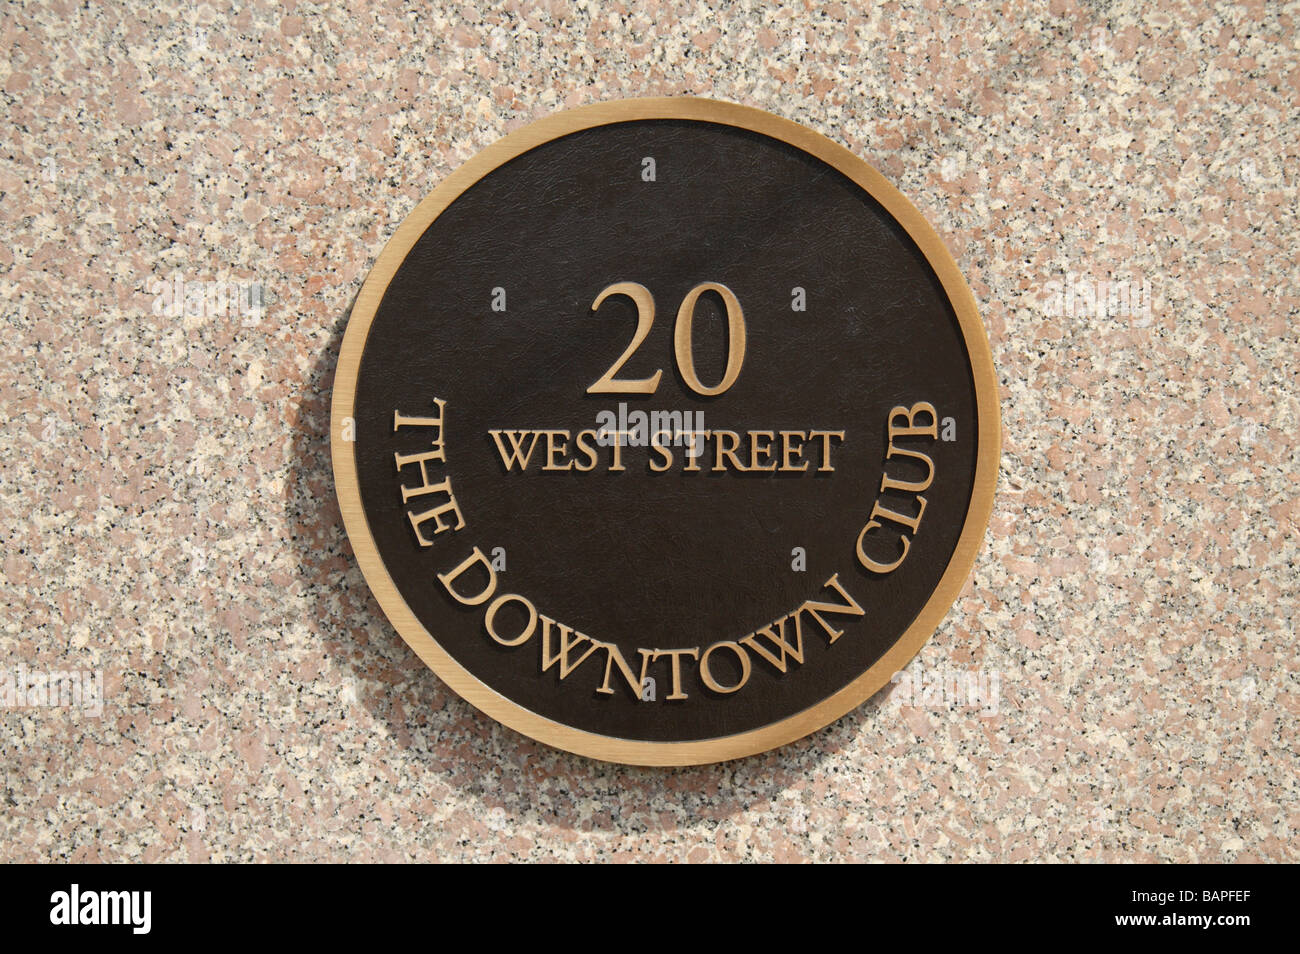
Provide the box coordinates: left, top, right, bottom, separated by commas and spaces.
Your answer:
331, 98, 999, 765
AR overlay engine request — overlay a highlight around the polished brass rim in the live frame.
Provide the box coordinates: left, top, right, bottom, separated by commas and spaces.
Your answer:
330, 97, 1001, 766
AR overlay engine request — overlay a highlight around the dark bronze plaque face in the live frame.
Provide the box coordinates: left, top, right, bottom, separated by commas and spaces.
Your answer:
332, 99, 999, 765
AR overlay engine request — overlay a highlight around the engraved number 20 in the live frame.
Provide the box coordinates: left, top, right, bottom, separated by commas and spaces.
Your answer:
586, 281, 746, 397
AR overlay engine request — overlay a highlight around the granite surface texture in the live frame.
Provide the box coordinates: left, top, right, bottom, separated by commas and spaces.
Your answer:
1, 0, 1296, 862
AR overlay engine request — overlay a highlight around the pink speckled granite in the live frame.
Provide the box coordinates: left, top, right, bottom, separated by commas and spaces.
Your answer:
1, 0, 1296, 862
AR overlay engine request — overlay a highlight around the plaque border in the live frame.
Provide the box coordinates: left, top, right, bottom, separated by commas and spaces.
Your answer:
330, 97, 1001, 766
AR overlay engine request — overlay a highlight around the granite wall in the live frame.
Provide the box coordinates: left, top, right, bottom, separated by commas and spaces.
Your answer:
1, 0, 1295, 861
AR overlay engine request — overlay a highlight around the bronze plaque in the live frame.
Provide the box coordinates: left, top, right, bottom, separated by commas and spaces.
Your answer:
331, 99, 999, 765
